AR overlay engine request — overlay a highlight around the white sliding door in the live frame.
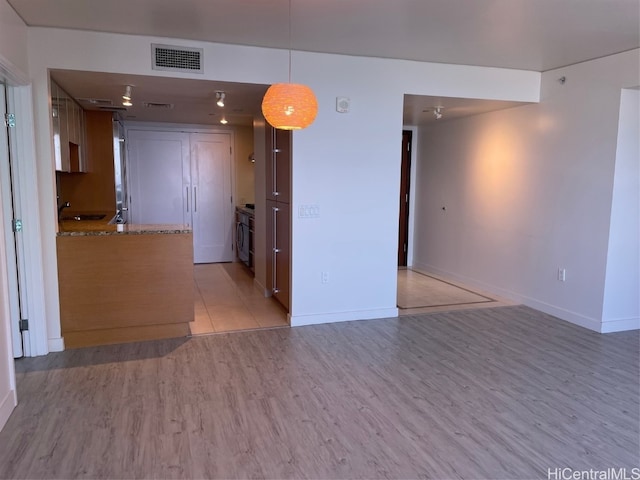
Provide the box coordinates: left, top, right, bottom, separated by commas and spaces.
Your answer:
190, 133, 233, 263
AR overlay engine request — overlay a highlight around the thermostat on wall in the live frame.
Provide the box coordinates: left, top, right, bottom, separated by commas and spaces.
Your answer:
336, 96, 350, 113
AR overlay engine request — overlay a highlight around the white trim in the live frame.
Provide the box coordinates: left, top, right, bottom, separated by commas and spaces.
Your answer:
10, 86, 51, 356
0, 85, 22, 358
0, 53, 29, 86
123, 120, 237, 134
601, 317, 640, 333
0, 388, 17, 432
414, 261, 603, 333
47, 337, 65, 352
290, 307, 399, 327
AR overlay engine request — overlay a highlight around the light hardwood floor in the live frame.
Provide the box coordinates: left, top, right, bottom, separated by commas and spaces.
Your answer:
1, 305, 638, 479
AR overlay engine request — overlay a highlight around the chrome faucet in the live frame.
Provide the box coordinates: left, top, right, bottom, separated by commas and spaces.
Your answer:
58, 201, 70, 220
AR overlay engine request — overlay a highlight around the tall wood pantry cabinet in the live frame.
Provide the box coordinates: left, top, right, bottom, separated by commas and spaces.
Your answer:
266, 126, 291, 311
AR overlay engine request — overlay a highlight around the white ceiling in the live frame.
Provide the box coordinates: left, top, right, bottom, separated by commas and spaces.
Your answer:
11, 0, 640, 126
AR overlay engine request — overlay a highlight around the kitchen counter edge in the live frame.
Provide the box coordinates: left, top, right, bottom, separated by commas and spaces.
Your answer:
57, 223, 193, 236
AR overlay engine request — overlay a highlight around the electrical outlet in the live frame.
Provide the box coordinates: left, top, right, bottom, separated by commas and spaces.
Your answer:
558, 268, 566, 282
321, 271, 329, 284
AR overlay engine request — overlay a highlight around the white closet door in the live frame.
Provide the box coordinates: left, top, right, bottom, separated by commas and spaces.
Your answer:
190, 133, 233, 263
128, 130, 191, 225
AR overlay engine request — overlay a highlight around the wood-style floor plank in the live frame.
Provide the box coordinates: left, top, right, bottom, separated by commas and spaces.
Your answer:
0, 305, 638, 479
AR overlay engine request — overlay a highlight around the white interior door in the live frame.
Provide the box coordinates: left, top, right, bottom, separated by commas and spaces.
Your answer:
190, 133, 233, 263
127, 130, 191, 225
0, 83, 17, 430
0, 84, 23, 358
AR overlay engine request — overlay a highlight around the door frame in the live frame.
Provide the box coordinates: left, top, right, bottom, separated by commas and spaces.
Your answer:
0, 83, 23, 357
0, 59, 51, 357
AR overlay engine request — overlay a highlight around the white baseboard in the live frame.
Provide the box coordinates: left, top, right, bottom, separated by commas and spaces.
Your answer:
413, 262, 603, 333
290, 307, 398, 327
601, 317, 640, 333
48, 337, 64, 352
0, 388, 17, 432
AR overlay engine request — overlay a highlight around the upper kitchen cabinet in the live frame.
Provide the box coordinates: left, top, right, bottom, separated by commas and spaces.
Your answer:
51, 79, 86, 173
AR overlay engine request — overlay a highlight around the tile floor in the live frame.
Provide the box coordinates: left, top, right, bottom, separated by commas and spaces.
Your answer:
397, 267, 513, 316
189, 262, 289, 335
189, 264, 513, 335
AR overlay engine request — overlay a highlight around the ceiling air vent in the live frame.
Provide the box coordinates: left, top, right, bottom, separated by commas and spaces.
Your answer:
77, 98, 113, 106
98, 106, 128, 112
151, 44, 203, 74
143, 102, 174, 110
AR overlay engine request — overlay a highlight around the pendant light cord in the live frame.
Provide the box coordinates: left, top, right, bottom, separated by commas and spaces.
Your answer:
288, 0, 292, 83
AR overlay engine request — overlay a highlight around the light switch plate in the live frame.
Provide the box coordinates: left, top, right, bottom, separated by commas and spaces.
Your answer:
298, 204, 320, 218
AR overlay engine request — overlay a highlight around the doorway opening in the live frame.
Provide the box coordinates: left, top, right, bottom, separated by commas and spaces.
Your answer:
398, 130, 412, 267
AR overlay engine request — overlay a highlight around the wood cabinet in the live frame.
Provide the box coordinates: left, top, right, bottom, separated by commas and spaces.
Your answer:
57, 232, 194, 348
57, 111, 116, 214
266, 127, 291, 203
265, 125, 291, 311
266, 200, 290, 310
51, 79, 85, 172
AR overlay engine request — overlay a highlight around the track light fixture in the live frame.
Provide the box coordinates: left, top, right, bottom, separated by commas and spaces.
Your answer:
220, 117, 228, 125
434, 107, 443, 120
122, 85, 133, 107
216, 91, 225, 107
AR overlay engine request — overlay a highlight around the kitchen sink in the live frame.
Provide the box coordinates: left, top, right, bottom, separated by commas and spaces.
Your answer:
61, 214, 107, 221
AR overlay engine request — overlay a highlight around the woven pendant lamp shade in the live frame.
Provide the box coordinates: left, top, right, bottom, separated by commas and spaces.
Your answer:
262, 83, 318, 130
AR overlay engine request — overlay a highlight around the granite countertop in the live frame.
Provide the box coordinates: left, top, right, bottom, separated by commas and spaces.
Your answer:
57, 213, 192, 236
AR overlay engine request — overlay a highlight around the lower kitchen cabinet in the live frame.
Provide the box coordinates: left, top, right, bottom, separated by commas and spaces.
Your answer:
56, 230, 194, 348
266, 200, 290, 311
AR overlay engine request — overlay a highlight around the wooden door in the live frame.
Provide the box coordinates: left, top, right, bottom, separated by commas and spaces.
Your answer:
190, 133, 233, 263
127, 130, 191, 225
398, 130, 412, 266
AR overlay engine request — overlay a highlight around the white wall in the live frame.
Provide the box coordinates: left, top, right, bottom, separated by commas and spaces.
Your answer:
26, 27, 540, 340
602, 88, 640, 332
412, 50, 640, 332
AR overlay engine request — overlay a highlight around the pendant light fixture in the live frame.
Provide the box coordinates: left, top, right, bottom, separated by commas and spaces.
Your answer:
261, 0, 318, 130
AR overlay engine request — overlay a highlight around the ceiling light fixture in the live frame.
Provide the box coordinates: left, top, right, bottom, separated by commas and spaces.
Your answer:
261, 0, 318, 130
433, 106, 443, 120
216, 91, 225, 107
122, 85, 133, 107
220, 117, 228, 125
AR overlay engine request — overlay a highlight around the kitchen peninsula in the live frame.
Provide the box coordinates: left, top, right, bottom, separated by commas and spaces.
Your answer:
57, 218, 194, 348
